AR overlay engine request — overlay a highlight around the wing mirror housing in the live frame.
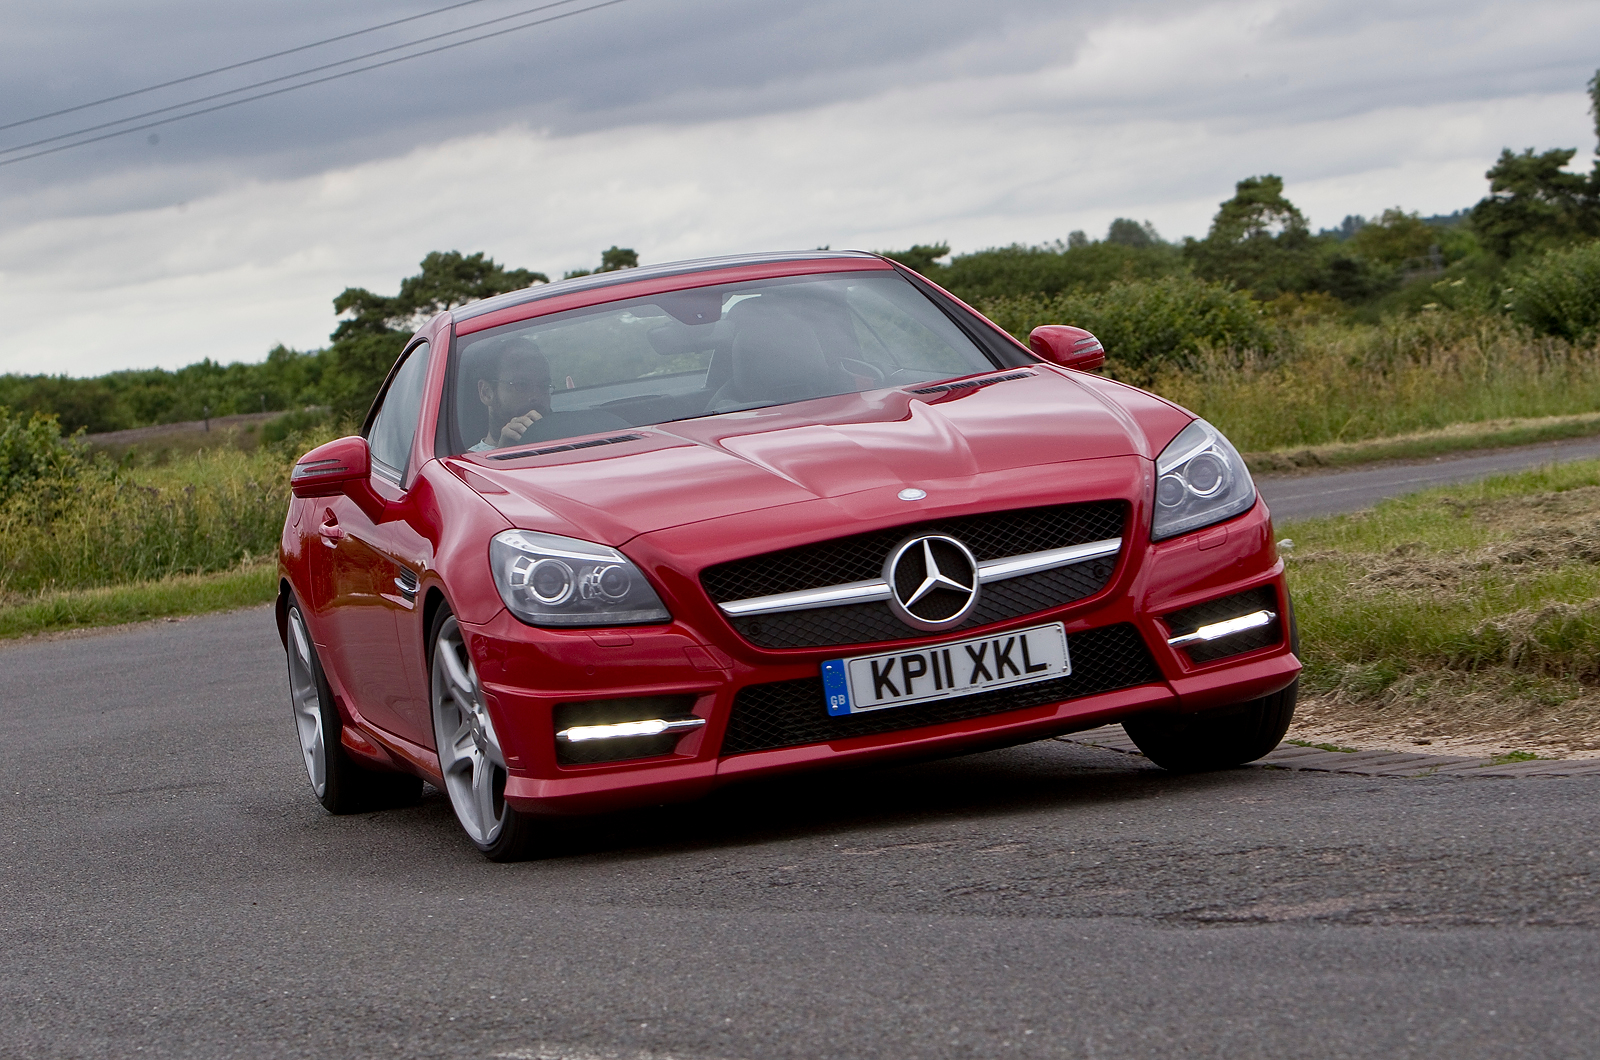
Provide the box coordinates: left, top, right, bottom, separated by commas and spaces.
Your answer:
1028, 325, 1106, 371
291, 435, 384, 518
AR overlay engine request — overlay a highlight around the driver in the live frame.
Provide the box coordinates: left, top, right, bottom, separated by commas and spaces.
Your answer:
469, 335, 553, 451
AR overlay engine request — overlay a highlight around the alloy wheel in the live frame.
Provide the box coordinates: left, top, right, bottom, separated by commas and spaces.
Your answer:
430, 615, 508, 845
286, 606, 327, 797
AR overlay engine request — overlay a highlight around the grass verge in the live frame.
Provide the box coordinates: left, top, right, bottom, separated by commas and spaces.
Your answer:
1245, 411, 1600, 473
0, 563, 277, 641
1282, 459, 1600, 756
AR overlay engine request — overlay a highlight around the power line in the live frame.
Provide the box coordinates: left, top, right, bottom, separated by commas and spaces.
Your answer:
1, 0, 589, 158
0, 0, 500, 134
0, 0, 637, 169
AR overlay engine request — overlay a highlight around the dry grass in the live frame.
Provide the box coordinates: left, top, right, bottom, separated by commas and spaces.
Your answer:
1151, 313, 1600, 454
1284, 465, 1600, 757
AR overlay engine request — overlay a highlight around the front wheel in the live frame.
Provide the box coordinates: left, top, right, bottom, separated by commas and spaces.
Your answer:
1123, 678, 1298, 772
285, 595, 421, 813
429, 608, 538, 861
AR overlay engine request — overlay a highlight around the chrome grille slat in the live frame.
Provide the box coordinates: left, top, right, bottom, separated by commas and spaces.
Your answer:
718, 538, 1122, 618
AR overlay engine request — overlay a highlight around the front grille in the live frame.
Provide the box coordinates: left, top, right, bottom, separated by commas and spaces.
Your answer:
1163, 585, 1281, 664
720, 623, 1160, 756
703, 502, 1127, 649
553, 695, 698, 766
729, 557, 1116, 649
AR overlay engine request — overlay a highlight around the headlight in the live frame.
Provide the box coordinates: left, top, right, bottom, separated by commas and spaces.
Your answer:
490, 530, 671, 627
1150, 419, 1256, 540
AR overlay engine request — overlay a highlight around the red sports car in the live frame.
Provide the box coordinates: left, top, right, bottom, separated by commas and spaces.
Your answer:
278, 251, 1299, 859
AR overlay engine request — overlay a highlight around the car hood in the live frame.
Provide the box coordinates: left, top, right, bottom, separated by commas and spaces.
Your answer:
447, 369, 1188, 546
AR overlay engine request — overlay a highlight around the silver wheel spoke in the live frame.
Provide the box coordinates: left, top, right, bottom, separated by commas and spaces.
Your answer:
285, 608, 327, 798
431, 617, 510, 849
438, 643, 477, 711
471, 758, 498, 831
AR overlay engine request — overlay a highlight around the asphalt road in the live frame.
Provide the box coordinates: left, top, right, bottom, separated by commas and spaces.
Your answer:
1255, 434, 1600, 521
3, 608, 1598, 1060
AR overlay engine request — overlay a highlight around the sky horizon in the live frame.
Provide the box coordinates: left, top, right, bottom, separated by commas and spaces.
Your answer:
1, 0, 1596, 377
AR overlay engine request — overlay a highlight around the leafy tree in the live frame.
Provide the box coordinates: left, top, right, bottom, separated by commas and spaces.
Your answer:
1509, 240, 1600, 343
879, 243, 950, 274
1104, 218, 1161, 248
1185, 175, 1324, 299
1468, 147, 1598, 260
1347, 208, 1438, 266
912, 240, 1184, 301
1591, 67, 1600, 151
564, 246, 640, 279
326, 251, 547, 418
599, 246, 638, 272
979, 275, 1272, 385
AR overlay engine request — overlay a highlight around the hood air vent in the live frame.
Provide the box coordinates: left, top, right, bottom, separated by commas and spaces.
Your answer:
910, 370, 1035, 397
489, 433, 645, 461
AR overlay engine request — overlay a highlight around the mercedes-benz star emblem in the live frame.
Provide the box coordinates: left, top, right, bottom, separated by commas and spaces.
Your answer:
883, 534, 981, 632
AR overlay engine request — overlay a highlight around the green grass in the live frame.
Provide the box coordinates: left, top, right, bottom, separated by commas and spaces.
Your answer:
1488, 750, 1542, 765
1244, 411, 1600, 472
1286, 739, 1357, 753
1281, 459, 1600, 717
0, 564, 277, 640
1150, 313, 1600, 454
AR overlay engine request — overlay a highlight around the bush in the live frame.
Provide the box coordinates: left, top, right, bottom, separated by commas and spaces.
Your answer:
260, 407, 331, 445
0, 407, 91, 505
979, 275, 1273, 383
1510, 240, 1600, 343
927, 240, 1185, 301
0, 421, 341, 597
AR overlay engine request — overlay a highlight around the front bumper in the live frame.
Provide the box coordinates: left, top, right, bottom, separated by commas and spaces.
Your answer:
461, 497, 1298, 815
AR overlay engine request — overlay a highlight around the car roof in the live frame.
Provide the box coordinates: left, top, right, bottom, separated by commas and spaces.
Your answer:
451, 250, 889, 323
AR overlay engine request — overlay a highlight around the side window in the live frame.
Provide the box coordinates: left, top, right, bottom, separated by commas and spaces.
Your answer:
368, 341, 430, 479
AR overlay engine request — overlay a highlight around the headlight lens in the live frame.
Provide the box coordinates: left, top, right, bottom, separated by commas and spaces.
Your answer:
1150, 419, 1256, 540
490, 530, 671, 627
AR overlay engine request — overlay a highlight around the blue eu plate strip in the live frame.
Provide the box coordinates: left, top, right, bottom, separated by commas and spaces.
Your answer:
821, 659, 852, 716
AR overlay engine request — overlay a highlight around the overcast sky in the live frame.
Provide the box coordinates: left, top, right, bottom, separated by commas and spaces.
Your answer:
2, 0, 1597, 376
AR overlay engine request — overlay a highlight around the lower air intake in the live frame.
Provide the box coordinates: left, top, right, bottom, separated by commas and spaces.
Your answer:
720, 624, 1160, 756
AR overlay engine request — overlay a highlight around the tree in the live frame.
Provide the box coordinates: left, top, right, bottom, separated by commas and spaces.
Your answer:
564, 246, 640, 279
1468, 147, 1597, 260
1185, 175, 1322, 299
1347, 208, 1437, 266
1104, 218, 1161, 248
325, 251, 547, 418
879, 243, 950, 274
1590, 67, 1599, 151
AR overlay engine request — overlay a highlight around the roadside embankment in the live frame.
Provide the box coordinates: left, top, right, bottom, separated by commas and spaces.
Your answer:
1282, 460, 1600, 759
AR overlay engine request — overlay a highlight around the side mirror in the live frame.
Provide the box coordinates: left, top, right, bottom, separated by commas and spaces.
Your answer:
291, 436, 385, 519
1028, 325, 1106, 371
291, 435, 370, 498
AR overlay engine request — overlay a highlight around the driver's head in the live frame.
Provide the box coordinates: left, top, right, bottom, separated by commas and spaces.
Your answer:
475, 334, 552, 426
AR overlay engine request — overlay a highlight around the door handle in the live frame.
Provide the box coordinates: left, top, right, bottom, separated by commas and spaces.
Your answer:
317, 514, 346, 546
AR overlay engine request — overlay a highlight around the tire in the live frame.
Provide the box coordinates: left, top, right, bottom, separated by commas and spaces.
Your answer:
1123, 591, 1301, 772
1123, 678, 1298, 772
428, 606, 538, 861
285, 593, 422, 813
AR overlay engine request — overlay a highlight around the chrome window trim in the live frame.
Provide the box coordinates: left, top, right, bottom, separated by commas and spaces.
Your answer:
716, 537, 1122, 618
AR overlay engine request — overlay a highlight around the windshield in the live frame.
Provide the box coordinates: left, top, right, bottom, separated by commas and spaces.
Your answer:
442, 271, 999, 456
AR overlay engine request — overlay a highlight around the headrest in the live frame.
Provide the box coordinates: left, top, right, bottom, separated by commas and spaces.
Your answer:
728, 300, 829, 399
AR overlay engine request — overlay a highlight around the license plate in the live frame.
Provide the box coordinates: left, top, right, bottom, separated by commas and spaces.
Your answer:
821, 623, 1070, 716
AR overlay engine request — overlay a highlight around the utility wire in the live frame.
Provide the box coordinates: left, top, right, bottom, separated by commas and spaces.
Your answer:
1, 0, 589, 158
0, 0, 500, 134
0, 0, 636, 169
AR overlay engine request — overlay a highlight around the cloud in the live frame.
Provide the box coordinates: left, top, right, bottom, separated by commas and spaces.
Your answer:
0, 0, 1596, 376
